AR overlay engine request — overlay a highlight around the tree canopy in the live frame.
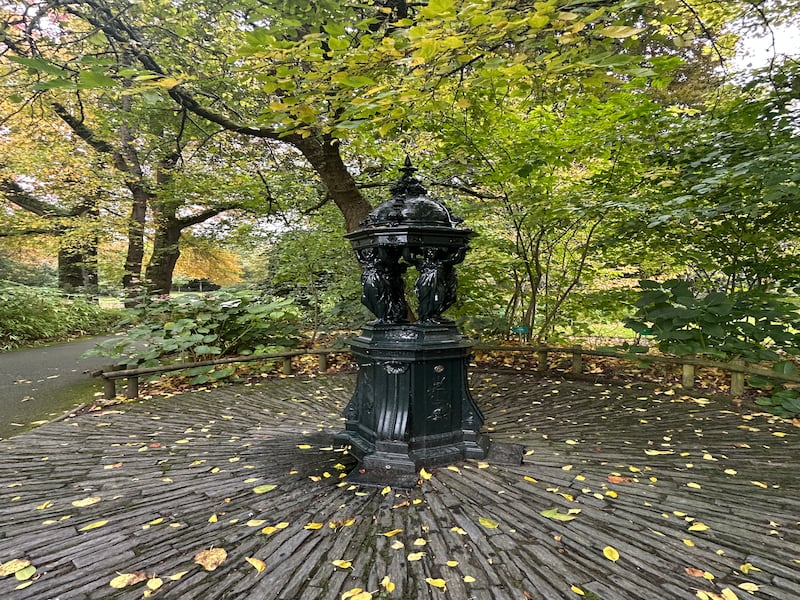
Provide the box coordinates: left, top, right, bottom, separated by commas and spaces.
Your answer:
1, 0, 798, 349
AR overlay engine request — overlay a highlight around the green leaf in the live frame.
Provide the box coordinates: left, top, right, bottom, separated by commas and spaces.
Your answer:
420, 0, 455, 18
328, 37, 350, 51
209, 366, 236, 379
323, 23, 346, 37
194, 345, 222, 355
7, 55, 67, 75
253, 484, 277, 494
540, 508, 581, 522
596, 26, 645, 38
79, 70, 119, 88
14, 565, 36, 581
331, 73, 376, 88
773, 360, 798, 376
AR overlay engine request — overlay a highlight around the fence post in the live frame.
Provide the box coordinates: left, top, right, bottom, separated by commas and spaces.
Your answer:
126, 376, 139, 399
103, 372, 116, 400
730, 358, 745, 396
318, 353, 328, 373
682, 362, 696, 389
571, 346, 583, 375
283, 356, 293, 375
536, 349, 548, 374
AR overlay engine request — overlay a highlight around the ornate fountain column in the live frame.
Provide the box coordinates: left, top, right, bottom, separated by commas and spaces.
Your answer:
335, 159, 489, 483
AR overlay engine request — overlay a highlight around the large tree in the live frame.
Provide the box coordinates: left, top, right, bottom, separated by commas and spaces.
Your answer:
2, 0, 720, 231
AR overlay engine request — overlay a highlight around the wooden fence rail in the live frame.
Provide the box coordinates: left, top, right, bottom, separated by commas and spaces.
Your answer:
92, 344, 800, 400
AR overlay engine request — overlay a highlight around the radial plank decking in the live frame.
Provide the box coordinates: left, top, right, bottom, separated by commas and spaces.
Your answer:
0, 372, 798, 599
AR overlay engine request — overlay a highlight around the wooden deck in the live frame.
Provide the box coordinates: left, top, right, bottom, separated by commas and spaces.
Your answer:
0, 372, 798, 599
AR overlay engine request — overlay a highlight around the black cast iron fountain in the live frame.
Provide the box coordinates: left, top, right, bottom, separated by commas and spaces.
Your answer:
335, 158, 490, 485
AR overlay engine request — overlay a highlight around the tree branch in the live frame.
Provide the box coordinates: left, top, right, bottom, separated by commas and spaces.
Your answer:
177, 204, 241, 229
0, 176, 69, 216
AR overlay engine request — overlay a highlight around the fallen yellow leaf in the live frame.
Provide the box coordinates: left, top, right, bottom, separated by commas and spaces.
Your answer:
739, 563, 761, 574
331, 559, 352, 569
413, 538, 427, 546
380, 575, 395, 592
208, 514, 218, 523
304, 522, 324, 530
446, 560, 459, 567
146, 577, 163, 591
0, 559, 30, 577
688, 522, 710, 532
479, 516, 499, 529
252, 484, 277, 494
721, 588, 739, 600
341, 589, 372, 600
571, 586, 585, 596
463, 575, 476, 583
425, 577, 447, 589
407, 552, 425, 561
420, 468, 432, 480
603, 546, 620, 562
109, 572, 148, 589
246, 519, 266, 527
245, 557, 266, 573
79, 520, 109, 532
382, 529, 403, 537
194, 547, 227, 571
738, 582, 759, 592
261, 526, 278, 535
167, 571, 188, 581
71, 496, 101, 508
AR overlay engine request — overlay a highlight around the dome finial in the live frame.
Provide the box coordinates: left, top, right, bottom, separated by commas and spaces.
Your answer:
400, 154, 417, 177
390, 156, 427, 199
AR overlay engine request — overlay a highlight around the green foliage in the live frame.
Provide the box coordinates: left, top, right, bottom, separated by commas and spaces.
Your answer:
754, 387, 800, 419
627, 279, 800, 418
0, 282, 122, 350
625, 279, 800, 361
85, 289, 303, 374
630, 63, 800, 293
252, 211, 365, 336
0, 254, 57, 287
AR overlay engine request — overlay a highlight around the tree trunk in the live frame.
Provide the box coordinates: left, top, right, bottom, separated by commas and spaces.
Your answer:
57, 246, 86, 291
145, 212, 181, 296
57, 241, 99, 293
121, 186, 148, 304
293, 134, 373, 232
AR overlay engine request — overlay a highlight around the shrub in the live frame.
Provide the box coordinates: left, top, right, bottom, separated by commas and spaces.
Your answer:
625, 279, 800, 417
0, 282, 122, 350
85, 289, 303, 371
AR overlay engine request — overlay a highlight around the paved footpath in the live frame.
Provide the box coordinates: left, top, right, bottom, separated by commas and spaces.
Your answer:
0, 372, 798, 599
0, 336, 116, 439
